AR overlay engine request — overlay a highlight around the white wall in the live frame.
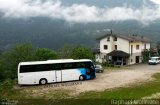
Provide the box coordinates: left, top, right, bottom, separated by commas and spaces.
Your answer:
130, 42, 142, 54
95, 53, 102, 63
100, 36, 113, 54
98, 35, 151, 65
129, 42, 151, 65
146, 43, 151, 49
114, 37, 130, 53
141, 43, 150, 50
100, 36, 130, 54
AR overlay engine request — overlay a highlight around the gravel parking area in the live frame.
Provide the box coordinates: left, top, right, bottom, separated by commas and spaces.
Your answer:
68, 65, 160, 94
129, 63, 160, 71
23, 64, 160, 96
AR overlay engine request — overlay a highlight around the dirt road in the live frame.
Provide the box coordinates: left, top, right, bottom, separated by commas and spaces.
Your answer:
64, 68, 160, 94
22, 64, 160, 97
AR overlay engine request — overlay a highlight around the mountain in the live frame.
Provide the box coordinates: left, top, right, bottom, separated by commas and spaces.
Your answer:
0, 0, 159, 51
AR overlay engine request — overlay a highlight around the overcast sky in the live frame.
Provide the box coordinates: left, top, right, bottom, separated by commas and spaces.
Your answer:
150, 0, 160, 4
0, 0, 160, 25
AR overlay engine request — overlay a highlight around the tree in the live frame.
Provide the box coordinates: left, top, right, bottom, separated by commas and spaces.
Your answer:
0, 51, 4, 81
0, 61, 4, 81
157, 41, 160, 55
1, 43, 36, 79
71, 46, 94, 60
0, 43, 59, 80
35, 48, 58, 60
142, 50, 150, 63
58, 44, 73, 59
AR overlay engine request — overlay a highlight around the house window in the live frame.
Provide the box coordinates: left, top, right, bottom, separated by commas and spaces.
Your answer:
115, 45, 117, 50
114, 37, 117, 41
131, 45, 133, 55
107, 37, 110, 41
136, 45, 140, 50
104, 45, 108, 50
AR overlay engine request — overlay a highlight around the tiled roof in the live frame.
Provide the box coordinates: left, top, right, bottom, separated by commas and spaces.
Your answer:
96, 34, 151, 43
108, 50, 130, 57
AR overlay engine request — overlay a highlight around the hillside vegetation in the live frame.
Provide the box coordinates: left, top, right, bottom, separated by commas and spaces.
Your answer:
0, 43, 94, 81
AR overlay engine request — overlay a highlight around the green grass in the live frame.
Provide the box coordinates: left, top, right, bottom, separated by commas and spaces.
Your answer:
0, 79, 25, 99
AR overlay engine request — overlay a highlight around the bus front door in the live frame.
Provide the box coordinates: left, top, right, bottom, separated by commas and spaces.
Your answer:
56, 70, 62, 82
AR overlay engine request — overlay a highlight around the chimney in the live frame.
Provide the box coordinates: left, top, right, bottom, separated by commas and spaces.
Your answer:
141, 36, 143, 39
110, 30, 112, 34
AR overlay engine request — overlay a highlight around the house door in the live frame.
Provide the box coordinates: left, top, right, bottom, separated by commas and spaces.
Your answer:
136, 56, 140, 63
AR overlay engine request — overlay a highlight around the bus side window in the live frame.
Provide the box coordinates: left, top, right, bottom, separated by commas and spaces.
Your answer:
35, 64, 50, 72
75, 63, 85, 68
50, 64, 61, 70
85, 62, 91, 69
62, 63, 74, 69
20, 65, 36, 73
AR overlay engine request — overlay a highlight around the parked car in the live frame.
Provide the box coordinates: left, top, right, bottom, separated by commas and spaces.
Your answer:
95, 64, 104, 73
148, 57, 160, 65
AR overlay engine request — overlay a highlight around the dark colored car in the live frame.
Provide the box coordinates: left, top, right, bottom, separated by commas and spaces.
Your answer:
95, 65, 104, 73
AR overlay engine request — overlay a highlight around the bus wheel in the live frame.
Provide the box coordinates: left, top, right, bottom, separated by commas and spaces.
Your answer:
39, 78, 47, 85
79, 75, 85, 81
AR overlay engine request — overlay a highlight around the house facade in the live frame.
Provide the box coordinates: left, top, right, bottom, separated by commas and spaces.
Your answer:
95, 34, 151, 65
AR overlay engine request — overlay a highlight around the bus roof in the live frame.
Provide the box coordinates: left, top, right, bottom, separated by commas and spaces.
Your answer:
19, 59, 92, 65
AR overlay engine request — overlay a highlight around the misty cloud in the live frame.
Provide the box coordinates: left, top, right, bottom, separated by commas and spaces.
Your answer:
150, 0, 160, 5
0, 0, 160, 25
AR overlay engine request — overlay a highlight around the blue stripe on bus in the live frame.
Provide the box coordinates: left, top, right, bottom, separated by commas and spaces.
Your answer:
77, 68, 91, 79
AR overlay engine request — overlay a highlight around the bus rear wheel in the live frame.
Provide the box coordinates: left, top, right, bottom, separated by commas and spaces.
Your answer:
39, 78, 47, 85
79, 75, 86, 81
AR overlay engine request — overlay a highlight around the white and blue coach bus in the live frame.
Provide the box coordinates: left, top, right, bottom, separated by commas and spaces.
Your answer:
18, 59, 96, 85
